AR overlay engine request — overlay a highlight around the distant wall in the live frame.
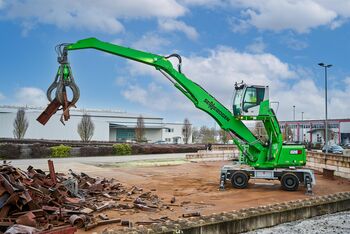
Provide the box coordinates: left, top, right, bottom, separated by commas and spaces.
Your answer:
0, 139, 205, 159
307, 151, 350, 179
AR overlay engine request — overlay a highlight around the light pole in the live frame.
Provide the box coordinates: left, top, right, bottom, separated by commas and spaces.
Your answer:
293, 105, 295, 121
301, 112, 304, 142
318, 63, 332, 154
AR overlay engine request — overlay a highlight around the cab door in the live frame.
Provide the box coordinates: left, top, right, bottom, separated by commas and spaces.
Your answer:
242, 86, 265, 116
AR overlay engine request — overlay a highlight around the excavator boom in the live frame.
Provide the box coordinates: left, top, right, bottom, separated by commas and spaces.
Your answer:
40, 38, 264, 156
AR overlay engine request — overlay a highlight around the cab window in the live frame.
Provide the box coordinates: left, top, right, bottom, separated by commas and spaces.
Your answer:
243, 87, 265, 112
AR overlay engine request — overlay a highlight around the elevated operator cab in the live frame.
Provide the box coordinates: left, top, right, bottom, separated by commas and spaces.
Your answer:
232, 82, 269, 116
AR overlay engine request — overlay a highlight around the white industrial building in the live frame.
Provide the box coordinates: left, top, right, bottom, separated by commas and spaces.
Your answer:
0, 106, 192, 144
279, 119, 350, 145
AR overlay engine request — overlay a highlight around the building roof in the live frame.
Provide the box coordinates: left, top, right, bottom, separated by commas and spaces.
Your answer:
109, 123, 164, 129
279, 118, 350, 124
0, 105, 162, 120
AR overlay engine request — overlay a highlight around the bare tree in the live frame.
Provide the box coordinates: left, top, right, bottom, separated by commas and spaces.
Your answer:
135, 115, 145, 142
199, 126, 216, 144
13, 108, 29, 139
323, 128, 335, 144
77, 113, 95, 142
282, 124, 293, 142
182, 118, 191, 144
192, 127, 200, 143
253, 121, 268, 143
219, 129, 229, 144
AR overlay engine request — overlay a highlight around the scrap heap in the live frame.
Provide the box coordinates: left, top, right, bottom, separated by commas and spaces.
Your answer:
0, 161, 164, 233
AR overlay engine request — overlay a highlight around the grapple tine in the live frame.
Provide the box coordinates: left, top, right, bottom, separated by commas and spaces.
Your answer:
46, 71, 60, 102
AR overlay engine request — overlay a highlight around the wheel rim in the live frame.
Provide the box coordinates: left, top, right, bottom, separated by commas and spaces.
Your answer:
235, 175, 244, 185
285, 177, 296, 188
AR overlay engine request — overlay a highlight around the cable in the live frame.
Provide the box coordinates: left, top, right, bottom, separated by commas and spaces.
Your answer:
165, 54, 182, 73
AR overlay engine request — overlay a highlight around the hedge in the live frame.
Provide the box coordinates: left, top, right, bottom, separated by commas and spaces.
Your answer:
113, 144, 132, 155
50, 145, 72, 158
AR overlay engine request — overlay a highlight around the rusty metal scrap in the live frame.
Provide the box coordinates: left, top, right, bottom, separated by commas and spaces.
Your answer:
85, 218, 121, 231
36, 98, 62, 126
0, 161, 167, 233
5, 224, 40, 234
182, 212, 201, 218
38, 225, 77, 234
98, 213, 109, 220
47, 160, 57, 186
69, 214, 86, 228
15, 212, 36, 227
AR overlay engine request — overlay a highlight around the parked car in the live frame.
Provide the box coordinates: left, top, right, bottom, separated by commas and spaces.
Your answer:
322, 145, 344, 154
153, 140, 170, 144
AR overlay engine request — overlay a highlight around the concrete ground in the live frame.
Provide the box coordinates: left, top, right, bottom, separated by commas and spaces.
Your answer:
9, 153, 186, 172
9, 154, 350, 233
247, 211, 350, 234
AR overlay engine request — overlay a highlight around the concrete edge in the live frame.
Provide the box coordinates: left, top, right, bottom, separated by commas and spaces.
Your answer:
112, 191, 350, 234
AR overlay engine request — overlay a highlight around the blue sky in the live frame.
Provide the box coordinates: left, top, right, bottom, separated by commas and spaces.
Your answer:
0, 0, 350, 127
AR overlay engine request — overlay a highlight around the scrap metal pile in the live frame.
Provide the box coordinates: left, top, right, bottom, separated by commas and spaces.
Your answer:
0, 161, 165, 233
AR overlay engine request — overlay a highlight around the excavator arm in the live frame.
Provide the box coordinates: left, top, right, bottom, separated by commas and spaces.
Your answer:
38, 38, 265, 160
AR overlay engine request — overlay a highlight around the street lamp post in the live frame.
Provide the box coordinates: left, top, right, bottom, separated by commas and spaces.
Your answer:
293, 105, 295, 121
318, 63, 332, 154
302, 112, 304, 142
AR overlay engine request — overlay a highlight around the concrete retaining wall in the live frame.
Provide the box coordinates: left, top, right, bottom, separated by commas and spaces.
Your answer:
116, 192, 350, 234
307, 151, 350, 179
186, 149, 239, 161
186, 145, 239, 161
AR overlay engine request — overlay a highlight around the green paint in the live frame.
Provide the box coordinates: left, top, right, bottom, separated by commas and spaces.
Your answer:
62, 37, 306, 169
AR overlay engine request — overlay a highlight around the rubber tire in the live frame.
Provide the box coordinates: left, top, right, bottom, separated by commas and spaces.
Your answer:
281, 173, 299, 191
231, 171, 249, 189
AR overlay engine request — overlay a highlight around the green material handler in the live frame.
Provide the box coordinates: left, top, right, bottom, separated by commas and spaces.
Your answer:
40, 38, 315, 193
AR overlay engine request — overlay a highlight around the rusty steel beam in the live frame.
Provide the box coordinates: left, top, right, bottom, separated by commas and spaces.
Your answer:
85, 218, 121, 231
37, 99, 61, 125
47, 160, 57, 185
39, 225, 77, 234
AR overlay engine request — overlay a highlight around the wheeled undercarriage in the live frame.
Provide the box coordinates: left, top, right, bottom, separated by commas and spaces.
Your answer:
220, 164, 315, 194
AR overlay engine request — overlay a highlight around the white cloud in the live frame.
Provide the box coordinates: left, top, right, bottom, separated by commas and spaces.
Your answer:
1, 0, 186, 34
115, 76, 129, 87
246, 37, 266, 53
229, 17, 252, 33
0, 0, 5, 9
158, 19, 199, 40
121, 82, 193, 112
181, 47, 295, 107
14, 87, 47, 107
132, 33, 170, 52
0, 92, 5, 101
329, 18, 346, 29
120, 45, 350, 121
284, 36, 308, 50
230, 0, 350, 33
179, 0, 225, 7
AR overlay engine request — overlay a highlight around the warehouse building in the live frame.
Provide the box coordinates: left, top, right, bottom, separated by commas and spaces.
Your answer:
0, 106, 191, 143
279, 119, 350, 145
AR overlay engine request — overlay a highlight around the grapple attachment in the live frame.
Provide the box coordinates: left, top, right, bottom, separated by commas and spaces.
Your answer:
37, 44, 80, 125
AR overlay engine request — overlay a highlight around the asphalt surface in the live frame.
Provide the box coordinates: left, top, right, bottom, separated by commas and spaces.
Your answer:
8, 153, 187, 172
